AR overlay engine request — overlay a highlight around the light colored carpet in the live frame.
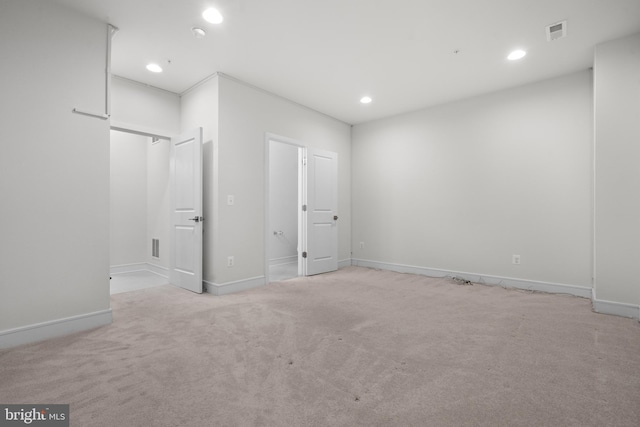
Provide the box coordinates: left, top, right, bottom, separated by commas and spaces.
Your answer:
1, 266, 639, 426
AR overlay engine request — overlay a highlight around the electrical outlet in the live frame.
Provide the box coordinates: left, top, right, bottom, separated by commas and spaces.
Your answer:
512, 254, 521, 265
359, 242, 364, 249
227, 256, 234, 267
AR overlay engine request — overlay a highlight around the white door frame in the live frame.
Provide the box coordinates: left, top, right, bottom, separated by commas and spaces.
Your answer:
110, 121, 172, 141
109, 124, 204, 293
264, 133, 305, 283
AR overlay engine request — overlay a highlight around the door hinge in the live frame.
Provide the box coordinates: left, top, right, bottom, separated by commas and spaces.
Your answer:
302, 251, 307, 258
302, 205, 307, 212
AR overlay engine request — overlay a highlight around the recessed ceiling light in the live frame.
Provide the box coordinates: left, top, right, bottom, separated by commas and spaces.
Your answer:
360, 96, 372, 104
146, 63, 163, 73
203, 8, 224, 24
192, 27, 206, 38
507, 49, 527, 61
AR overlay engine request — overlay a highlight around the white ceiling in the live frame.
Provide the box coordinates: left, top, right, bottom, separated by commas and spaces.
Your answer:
53, 0, 640, 124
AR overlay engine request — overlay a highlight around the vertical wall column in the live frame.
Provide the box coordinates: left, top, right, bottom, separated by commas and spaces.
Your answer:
594, 33, 640, 318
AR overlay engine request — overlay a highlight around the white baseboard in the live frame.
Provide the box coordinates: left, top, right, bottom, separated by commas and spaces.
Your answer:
268, 258, 352, 269
269, 256, 298, 267
592, 298, 640, 320
110, 263, 147, 274
110, 262, 168, 278
339, 259, 353, 269
351, 259, 592, 299
146, 263, 169, 278
0, 309, 113, 349
204, 276, 266, 296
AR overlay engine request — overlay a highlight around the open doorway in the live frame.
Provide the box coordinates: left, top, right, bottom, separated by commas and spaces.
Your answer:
266, 134, 340, 283
267, 136, 303, 282
109, 128, 171, 294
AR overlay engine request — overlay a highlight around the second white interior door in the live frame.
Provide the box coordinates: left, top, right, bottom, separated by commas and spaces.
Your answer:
302, 147, 338, 276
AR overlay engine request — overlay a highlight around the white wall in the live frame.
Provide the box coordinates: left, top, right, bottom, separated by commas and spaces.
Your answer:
147, 139, 170, 268
111, 77, 180, 136
352, 71, 593, 288
216, 76, 352, 285
109, 131, 171, 270
594, 33, 640, 310
180, 76, 219, 285
0, 0, 111, 341
110, 74, 178, 272
110, 131, 148, 266
181, 74, 351, 288
269, 141, 300, 264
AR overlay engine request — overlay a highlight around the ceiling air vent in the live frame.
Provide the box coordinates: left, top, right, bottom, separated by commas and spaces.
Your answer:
546, 20, 567, 41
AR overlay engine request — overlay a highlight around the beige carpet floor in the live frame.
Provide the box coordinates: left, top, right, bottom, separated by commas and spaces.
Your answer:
1, 266, 639, 426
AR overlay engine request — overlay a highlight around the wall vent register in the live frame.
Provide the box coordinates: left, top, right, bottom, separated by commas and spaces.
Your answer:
152, 239, 160, 258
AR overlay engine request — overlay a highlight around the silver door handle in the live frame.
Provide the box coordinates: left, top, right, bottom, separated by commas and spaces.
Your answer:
188, 216, 204, 222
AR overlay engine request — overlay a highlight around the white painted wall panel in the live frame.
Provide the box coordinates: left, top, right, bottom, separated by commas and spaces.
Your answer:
110, 131, 147, 266
594, 33, 640, 306
0, 0, 110, 331
181, 75, 351, 286
180, 76, 219, 284
109, 70, 178, 272
214, 77, 351, 284
147, 139, 170, 268
111, 77, 180, 136
352, 71, 593, 287
269, 141, 299, 262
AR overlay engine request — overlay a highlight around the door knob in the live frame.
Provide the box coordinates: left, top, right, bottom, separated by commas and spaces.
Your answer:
188, 216, 204, 222
334, 215, 339, 220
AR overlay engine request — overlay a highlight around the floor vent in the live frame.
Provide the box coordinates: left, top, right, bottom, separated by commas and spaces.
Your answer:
546, 20, 567, 41
152, 239, 160, 258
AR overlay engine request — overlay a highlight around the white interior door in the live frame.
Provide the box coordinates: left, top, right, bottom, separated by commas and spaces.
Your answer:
169, 128, 203, 293
302, 147, 338, 276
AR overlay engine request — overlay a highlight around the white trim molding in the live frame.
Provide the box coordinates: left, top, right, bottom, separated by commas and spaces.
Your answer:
351, 259, 593, 299
146, 263, 169, 278
110, 263, 148, 275
592, 288, 640, 320
269, 256, 298, 267
339, 259, 353, 269
0, 309, 113, 349
592, 299, 640, 320
110, 120, 173, 141
110, 263, 168, 278
204, 276, 266, 296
